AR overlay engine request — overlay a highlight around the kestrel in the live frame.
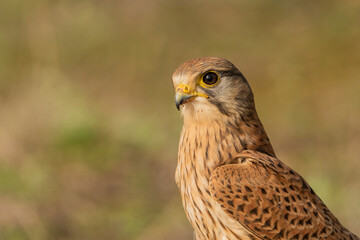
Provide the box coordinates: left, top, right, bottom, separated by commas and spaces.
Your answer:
172, 57, 359, 240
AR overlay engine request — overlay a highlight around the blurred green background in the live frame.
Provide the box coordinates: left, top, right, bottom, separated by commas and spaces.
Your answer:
0, 0, 359, 239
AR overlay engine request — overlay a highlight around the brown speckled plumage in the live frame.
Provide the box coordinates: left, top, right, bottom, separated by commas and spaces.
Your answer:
172, 57, 359, 240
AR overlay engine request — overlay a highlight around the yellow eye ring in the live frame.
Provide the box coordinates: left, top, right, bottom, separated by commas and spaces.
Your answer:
198, 71, 220, 88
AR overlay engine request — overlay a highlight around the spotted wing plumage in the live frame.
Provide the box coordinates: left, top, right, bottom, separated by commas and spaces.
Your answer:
209, 150, 358, 240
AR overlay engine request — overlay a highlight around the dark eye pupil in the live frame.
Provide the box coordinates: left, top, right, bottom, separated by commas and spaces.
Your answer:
203, 72, 218, 85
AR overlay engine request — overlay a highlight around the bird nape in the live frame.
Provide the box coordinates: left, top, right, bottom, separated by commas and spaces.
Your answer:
172, 57, 359, 240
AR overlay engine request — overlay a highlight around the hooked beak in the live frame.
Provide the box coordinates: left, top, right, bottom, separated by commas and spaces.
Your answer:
175, 91, 195, 110
175, 83, 208, 110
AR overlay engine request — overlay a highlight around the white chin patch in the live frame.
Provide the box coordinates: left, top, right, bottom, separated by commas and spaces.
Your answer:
181, 97, 221, 122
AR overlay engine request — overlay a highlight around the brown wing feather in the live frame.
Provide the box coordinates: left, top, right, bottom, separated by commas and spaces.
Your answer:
209, 150, 358, 240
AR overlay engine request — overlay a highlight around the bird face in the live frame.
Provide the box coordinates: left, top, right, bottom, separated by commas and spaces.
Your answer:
172, 57, 254, 122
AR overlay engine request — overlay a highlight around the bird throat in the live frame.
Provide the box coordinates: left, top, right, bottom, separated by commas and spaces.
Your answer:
179, 110, 275, 177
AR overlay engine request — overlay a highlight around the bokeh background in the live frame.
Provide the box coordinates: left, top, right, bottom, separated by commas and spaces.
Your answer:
1, 0, 359, 239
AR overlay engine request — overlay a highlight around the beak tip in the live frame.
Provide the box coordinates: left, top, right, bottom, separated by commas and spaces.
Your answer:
175, 91, 194, 111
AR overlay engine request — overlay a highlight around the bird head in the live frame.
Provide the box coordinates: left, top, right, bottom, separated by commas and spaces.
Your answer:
172, 57, 255, 122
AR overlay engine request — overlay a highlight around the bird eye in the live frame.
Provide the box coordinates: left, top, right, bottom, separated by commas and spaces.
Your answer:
201, 72, 219, 87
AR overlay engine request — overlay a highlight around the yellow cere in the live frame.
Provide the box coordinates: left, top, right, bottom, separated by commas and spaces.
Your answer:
176, 83, 208, 98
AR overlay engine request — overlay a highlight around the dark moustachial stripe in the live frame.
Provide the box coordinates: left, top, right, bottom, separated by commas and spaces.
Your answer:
210, 99, 231, 116
203, 88, 232, 116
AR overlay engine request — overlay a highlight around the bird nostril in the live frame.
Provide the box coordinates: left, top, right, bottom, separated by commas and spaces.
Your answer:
176, 84, 191, 93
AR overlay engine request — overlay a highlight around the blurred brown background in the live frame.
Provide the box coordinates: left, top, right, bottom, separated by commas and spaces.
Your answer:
0, 0, 359, 239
